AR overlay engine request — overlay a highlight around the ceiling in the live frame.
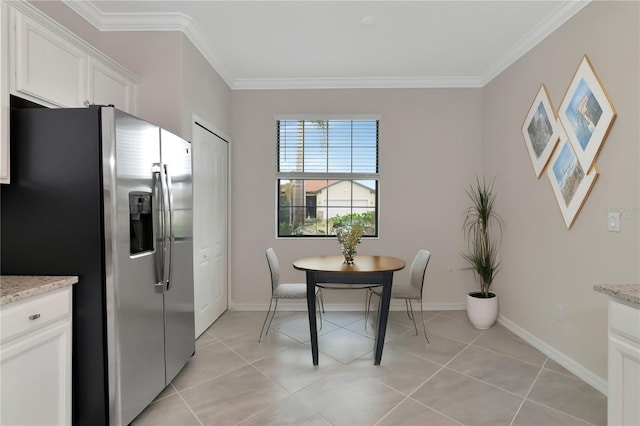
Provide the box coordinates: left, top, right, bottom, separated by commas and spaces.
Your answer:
62, 0, 590, 90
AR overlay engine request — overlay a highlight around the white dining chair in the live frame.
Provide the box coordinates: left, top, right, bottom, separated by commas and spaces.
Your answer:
365, 249, 432, 342
259, 248, 323, 342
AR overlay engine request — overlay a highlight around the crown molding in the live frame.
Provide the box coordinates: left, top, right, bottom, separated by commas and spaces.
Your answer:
231, 75, 484, 90
479, 0, 591, 86
62, 0, 590, 90
61, 0, 234, 87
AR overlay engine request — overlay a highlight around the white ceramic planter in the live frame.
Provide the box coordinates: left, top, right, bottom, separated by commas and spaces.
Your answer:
466, 292, 498, 329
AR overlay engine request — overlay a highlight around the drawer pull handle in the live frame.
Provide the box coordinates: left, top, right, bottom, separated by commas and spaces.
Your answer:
28, 314, 41, 320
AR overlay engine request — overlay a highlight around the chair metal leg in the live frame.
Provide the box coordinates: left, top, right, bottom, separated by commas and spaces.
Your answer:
364, 289, 375, 332
407, 299, 418, 336
259, 297, 276, 342
318, 289, 326, 313
420, 297, 429, 343
317, 293, 323, 331
405, 299, 414, 321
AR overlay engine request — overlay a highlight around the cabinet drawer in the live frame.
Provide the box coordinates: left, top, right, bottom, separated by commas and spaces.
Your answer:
0, 287, 71, 342
610, 300, 640, 344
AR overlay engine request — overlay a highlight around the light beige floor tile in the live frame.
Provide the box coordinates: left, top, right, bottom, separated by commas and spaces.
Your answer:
195, 330, 218, 350
152, 383, 176, 402
390, 332, 467, 365
447, 345, 541, 396
238, 395, 331, 426
381, 309, 439, 328
544, 357, 577, 377
472, 324, 547, 366
411, 368, 523, 426
316, 328, 375, 364
294, 368, 405, 426
349, 347, 441, 395
512, 400, 593, 426
275, 315, 340, 343
376, 398, 461, 426
253, 346, 346, 393
171, 341, 248, 390
424, 314, 484, 344
321, 310, 367, 327
527, 369, 607, 425
206, 310, 268, 341
223, 328, 302, 363
181, 364, 289, 426
131, 394, 200, 426
437, 310, 470, 321
345, 317, 411, 343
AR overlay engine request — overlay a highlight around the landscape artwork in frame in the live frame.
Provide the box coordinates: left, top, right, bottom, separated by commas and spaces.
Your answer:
558, 55, 616, 171
547, 131, 599, 229
522, 84, 560, 177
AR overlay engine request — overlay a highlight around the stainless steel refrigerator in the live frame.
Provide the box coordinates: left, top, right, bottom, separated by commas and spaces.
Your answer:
1, 104, 195, 425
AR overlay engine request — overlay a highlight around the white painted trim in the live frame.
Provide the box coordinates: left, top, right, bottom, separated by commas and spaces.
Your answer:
233, 76, 484, 90
479, 1, 590, 86
498, 314, 607, 396
274, 113, 381, 121
61, 0, 233, 87
229, 301, 465, 312
58, 0, 590, 90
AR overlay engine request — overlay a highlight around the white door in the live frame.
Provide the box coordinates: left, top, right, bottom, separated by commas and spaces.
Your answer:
193, 120, 228, 337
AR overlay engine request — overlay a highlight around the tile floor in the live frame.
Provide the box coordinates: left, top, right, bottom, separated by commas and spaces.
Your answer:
132, 309, 606, 426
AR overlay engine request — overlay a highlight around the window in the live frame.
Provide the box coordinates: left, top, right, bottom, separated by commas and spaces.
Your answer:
276, 117, 379, 237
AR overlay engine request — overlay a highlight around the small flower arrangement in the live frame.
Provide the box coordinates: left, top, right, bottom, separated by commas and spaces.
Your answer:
336, 224, 364, 264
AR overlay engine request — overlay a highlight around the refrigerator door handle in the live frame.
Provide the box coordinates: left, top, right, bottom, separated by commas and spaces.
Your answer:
164, 164, 175, 291
153, 163, 168, 292
159, 163, 172, 290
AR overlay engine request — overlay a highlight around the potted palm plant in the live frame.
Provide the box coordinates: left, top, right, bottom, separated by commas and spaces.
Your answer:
462, 177, 504, 329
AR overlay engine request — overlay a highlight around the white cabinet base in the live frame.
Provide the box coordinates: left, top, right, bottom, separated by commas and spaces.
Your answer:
608, 299, 640, 426
0, 286, 72, 426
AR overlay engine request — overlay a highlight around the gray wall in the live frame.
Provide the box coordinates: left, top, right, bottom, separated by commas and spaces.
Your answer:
230, 88, 483, 308
483, 1, 639, 380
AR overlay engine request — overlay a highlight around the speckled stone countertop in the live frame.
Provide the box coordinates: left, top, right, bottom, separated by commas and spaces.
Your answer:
0, 276, 78, 305
594, 284, 640, 307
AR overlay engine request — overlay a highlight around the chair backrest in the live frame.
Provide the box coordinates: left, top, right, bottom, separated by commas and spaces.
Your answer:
265, 248, 280, 290
410, 249, 431, 292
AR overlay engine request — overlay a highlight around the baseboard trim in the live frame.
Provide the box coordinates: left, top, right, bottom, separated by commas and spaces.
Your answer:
497, 314, 607, 396
229, 301, 467, 312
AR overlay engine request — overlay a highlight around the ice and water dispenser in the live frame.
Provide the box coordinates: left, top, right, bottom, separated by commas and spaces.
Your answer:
129, 192, 153, 255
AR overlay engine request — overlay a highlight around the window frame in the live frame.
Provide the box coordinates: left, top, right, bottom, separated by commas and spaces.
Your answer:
275, 114, 381, 238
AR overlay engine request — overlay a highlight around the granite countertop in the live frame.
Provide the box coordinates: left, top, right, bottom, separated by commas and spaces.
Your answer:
594, 284, 640, 307
0, 276, 78, 305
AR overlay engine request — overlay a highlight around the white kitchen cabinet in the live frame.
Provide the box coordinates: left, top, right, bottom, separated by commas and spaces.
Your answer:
0, 286, 72, 426
11, 9, 87, 108
88, 57, 137, 112
6, 2, 139, 113
608, 299, 640, 426
0, 1, 140, 184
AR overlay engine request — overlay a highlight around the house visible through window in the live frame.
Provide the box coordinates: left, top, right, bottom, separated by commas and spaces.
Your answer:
276, 117, 379, 237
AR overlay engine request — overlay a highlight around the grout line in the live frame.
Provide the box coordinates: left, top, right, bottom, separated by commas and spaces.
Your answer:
509, 356, 548, 426
174, 387, 204, 426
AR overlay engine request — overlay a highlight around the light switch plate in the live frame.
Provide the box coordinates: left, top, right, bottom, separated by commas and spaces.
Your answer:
608, 211, 621, 232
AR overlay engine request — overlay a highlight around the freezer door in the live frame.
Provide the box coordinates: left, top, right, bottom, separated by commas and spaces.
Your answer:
160, 129, 195, 383
103, 108, 166, 426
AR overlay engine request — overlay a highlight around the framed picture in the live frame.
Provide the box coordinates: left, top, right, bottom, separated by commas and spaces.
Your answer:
522, 84, 560, 177
558, 55, 616, 171
547, 129, 599, 229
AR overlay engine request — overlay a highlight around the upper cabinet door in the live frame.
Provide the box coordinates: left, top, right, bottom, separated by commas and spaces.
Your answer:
88, 58, 137, 114
12, 11, 87, 108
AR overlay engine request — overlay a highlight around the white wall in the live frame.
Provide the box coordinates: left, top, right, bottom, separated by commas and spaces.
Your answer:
230, 88, 483, 308
483, 1, 639, 381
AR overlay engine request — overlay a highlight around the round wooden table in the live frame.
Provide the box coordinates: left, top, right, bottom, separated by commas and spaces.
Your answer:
293, 255, 406, 366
